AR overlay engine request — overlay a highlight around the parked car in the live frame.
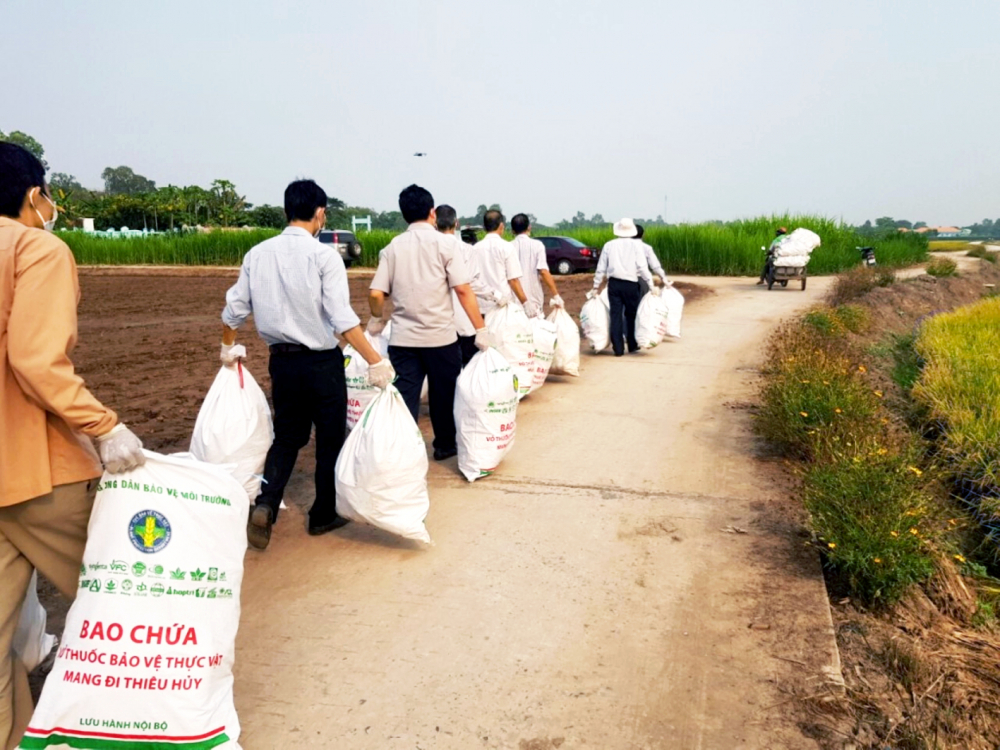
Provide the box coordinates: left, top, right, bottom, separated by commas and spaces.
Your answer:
459, 225, 483, 245
536, 236, 600, 275
318, 229, 363, 268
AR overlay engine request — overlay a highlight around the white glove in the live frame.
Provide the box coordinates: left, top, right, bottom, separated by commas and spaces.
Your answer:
586, 289, 598, 300
366, 317, 386, 336
523, 301, 540, 319
474, 328, 490, 352
661, 277, 674, 288
549, 295, 565, 309
96, 424, 146, 474
491, 290, 510, 307
366, 358, 396, 389
220, 343, 246, 366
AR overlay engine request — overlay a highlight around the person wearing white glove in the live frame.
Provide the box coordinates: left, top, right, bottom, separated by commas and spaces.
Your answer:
370, 191, 487, 462
473, 210, 529, 317
0, 141, 150, 746
549, 294, 565, 309
221, 178, 385, 550
366, 317, 387, 337
510, 213, 563, 321
219, 343, 246, 366
366, 358, 396, 389
474, 327, 490, 351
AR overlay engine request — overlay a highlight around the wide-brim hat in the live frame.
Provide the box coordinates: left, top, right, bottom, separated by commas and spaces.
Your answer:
613, 218, 638, 238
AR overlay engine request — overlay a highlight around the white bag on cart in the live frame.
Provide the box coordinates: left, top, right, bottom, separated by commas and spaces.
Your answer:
546, 307, 581, 377
335, 386, 431, 544
529, 318, 558, 393
22, 452, 248, 750
580, 296, 610, 352
13, 572, 56, 672
344, 324, 392, 430
661, 286, 685, 339
635, 293, 668, 349
485, 304, 534, 400
190, 362, 272, 502
454, 349, 518, 482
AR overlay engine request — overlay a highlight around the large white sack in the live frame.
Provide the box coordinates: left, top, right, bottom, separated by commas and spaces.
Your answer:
23, 452, 248, 750
13, 572, 56, 673
344, 328, 391, 430
662, 286, 685, 339
635, 293, 668, 349
546, 307, 581, 377
774, 254, 810, 268
529, 318, 558, 393
335, 386, 431, 543
485, 304, 534, 400
580, 296, 610, 352
190, 363, 272, 502
454, 349, 518, 482
773, 228, 821, 258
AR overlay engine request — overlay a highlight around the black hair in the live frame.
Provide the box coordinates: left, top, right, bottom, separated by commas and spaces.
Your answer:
483, 209, 505, 232
0, 142, 47, 218
435, 204, 457, 231
284, 179, 327, 223
399, 184, 434, 224
510, 213, 530, 235
634, 224, 645, 239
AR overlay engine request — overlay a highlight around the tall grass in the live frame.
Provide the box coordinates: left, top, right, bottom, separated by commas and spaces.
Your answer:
913, 298, 1000, 493
58, 214, 929, 274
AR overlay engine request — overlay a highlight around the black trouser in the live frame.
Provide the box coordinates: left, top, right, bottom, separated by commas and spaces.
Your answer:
760, 256, 774, 282
638, 277, 651, 298
458, 335, 478, 367
257, 348, 346, 524
388, 341, 461, 452
608, 277, 641, 356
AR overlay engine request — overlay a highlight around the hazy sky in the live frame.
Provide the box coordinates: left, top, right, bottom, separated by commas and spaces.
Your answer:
5, 0, 998, 225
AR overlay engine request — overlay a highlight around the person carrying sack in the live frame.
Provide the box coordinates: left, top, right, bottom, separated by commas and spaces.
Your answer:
473, 209, 530, 316
634, 223, 671, 297
0, 142, 145, 749
221, 179, 393, 550
435, 204, 491, 367
368, 185, 488, 461
589, 217, 653, 356
510, 212, 564, 317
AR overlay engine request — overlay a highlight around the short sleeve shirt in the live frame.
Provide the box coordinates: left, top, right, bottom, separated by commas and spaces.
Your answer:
512, 235, 549, 310
371, 222, 470, 347
473, 233, 523, 314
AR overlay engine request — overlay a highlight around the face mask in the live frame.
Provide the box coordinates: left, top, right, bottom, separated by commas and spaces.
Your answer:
314, 210, 325, 238
32, 190, 58, 231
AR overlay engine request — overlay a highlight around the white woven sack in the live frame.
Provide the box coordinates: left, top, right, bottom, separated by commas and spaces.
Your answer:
546, 307, 581, 377
662, 286, 685, 339
23, 452, 248, 750
344, 327, 391, 430
13, 572, 56, 672
528, 318, 558, 393
454, 349, 518, 482
485, 304, 535, 400
190, 363, 272, 502
335, 386, 431, 543
580, 296, 610, 351
775, 254, 809, 268
635, 293, 668, 349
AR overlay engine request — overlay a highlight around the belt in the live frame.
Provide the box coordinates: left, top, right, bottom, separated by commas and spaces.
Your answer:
269, 343, 311, 354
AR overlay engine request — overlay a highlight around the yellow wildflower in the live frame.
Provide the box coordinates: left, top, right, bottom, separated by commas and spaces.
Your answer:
948, 519, 958, 526
877, 448, 888, 455
858, 365, 867, 373
827, 542, 836, 549
909, 527, 919, 535
907, 466, 923, 477
874, 390, 883, 398
800, 411, 809, 417
873, 558, 882, 564
834, 408, 842, 414
890, 531, 899, 537
954, 554, 966, 563
800, 380, 811, 384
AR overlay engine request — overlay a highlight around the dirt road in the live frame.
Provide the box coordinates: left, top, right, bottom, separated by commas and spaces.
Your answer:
233, 276, 840, 750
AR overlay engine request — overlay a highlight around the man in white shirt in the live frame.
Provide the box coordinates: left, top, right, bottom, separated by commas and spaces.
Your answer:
368, 185, 488, 461
222, 179, 394, 550
473, 210, 530, 316
634, 223, 670, 297
510, 213, 564, 316
590, 217, 653, 356
435, 204, 490, 366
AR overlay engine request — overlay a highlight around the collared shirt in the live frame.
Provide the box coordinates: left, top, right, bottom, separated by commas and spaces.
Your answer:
511, 234, 549, 311
473, 233, 523, 314
0, 216, 115, 506
450, 236, 490, 337
593, 238, 653, 287
222, 226, 360, 350
371, 222, 470, 347
640, 241, 666, 279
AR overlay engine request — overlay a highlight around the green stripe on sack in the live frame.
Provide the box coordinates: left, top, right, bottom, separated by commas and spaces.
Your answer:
20, 732, 230, 750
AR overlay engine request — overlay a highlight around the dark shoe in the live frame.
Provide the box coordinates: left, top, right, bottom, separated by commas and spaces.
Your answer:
248, 504, 273, 550
308, 514, 351, 536
613, 351, 624, 357
433, 447, 458, 461
756, 279, 765, 286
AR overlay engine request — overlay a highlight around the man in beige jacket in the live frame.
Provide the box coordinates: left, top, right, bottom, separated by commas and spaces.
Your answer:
0, 142, 145, 749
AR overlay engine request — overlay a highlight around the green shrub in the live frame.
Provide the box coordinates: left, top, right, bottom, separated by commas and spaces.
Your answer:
891, 333, 921, 392
802, 309, 845, 337
834, 304, 871, 334
966, 246, 998, 264
926, 257, 959, 277
831, 267, 881, 305
805, 451, 936, 605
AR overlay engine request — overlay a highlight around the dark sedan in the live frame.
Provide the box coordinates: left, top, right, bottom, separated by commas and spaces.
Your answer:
537, 236, 600, 275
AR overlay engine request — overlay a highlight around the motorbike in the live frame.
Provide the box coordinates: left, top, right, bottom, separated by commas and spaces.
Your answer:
858, 246, 877, 267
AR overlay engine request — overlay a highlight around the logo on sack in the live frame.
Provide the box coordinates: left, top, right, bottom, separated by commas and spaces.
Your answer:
128, 510, 171, 554
343, 355, 352, 369
512, 375, 519, 394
